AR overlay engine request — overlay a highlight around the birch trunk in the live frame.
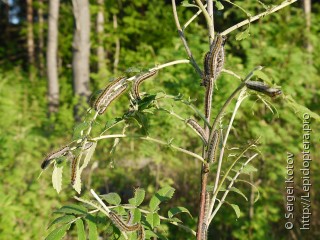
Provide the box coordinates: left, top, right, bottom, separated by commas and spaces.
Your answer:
38, 0, 45, 76
96, 0, 105, 72
72, 0, 91, 98
47, 0, 60, 113
27, 0, 35, 66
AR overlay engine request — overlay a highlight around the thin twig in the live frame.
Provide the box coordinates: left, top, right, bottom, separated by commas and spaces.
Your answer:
183, 4, 207, 30
208, 153, 258, 222
194, 0, 214, 40
171, 0, 203, 76
222, 0, 298, 35
91, 134, 205, 163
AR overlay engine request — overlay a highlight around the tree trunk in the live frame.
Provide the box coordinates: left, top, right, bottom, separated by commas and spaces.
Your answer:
302, 0, 312, 58
113, 14, 120, 74
38, 0, 45, 76
72, 0, 91, 98
47, 0, 60, 113
96, 0, 105, 72
27, 0, 35, 66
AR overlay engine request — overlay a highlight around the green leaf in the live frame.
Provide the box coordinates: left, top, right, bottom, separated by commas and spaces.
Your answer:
75, 219, 86, 240
100, 192, 121, 205
241, 164, 258, 175
253, 70, 271, 83
128, 189, 145, 207
48, 215, 76, 229
214, 0, 224, 10
73, 122, 90, 140
149, 186, 175, 212
52, 165, 63, 194
86, 218, 98, 240
229, 187, 248, 201
146, 212, 160, 229
181, 0, 198, 8
130, 208, 141, 224
55, 204, 87, 215
168, 206, 192, 218
237, 179, 260, 202
284, 95, 320, 121
235, 29, 250, 41
45, 224, 71, 240
229, 203, 241, 218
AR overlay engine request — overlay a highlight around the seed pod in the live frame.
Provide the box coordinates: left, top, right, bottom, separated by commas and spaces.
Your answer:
187, 119, 208, 145
245, 81, 282, 97
207, 130, 220, 163
41, 145, 70, 169
132, 70, 158, 100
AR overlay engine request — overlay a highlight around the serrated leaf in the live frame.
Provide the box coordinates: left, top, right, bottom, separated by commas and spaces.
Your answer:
100, 192, 121, 205
285, 95, 320, 121
55, 204, 87, 215
52, 165, 63, 194
215, 0, 224, 10
168, 207, 192, 218
241, 164, 258, 175
236, 29, 250, 41
128, 189, 145, 207
146, 212, 160, 229
112, 206, 126, 215
86, 218, 98, 240
45, 223, 71, 240
48, 215, 76, 229
149, 186, 175, 212
75, 219, 86, 240
229, 203, 241, 218
79, 141, 97, 173
237, 179, 260, 202
167, 217, 182, 223
229, 187, 248, 201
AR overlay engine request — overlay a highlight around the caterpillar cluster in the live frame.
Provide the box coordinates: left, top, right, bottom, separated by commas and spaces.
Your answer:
132, 70, 158, 100
109, 212, 145, 240
207, 130, 220, 163
93, 76, 128, 114
245, 81, 282, 97
202, 34, 226, 87
187, 119, 208, 145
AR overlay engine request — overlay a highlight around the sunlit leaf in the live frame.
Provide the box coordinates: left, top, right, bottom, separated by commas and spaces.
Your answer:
168, 206, 192, 218
52, 165, 63, 194
45, 224, 71, 240
149, 186, 175, 212
100, 192, 121, 205
75, 219, 86, 240
128, 189, 145, 207
146, 212, 160, 229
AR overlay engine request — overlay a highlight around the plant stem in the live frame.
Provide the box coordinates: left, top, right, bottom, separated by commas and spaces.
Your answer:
91, 134, 205, 163
183, 4, 207, 30
222, 0, 298, 35
194, 0, 214, 41
171, 0, 203, 76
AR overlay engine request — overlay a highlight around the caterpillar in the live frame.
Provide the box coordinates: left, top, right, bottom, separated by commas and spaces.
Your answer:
93, 76, 127, 112
97, 84, 128, 115
109, 212, 140, 232
204, 75, 213, 119
137, 225, 145, 240
245, 81, 282, 97
204, 191, 210, 223
201, 223, 208, 240
132, 70, 158, 100
207, 130, 220, 163
41, 145, 71, 169
187, 119, 208, 145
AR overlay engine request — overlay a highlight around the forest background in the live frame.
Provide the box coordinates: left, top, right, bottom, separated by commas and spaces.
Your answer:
0, 0, 319, 239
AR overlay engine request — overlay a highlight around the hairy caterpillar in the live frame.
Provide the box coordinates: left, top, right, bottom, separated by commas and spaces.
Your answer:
201, 223, 208, 240
137, 225, 145, 240
70, 154, 80, 185
109, 212, 140, 232
207, 130, 220, 163
202, 34, 226, 87
187, 119, 208, 145
132, 70, 158, 100
204, 191, 210, 223
41, 145, 71, 169
245, 81, 282, 97
204, 75, 213, 119
93, 76, 127, 112
97, 84, 128, 114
